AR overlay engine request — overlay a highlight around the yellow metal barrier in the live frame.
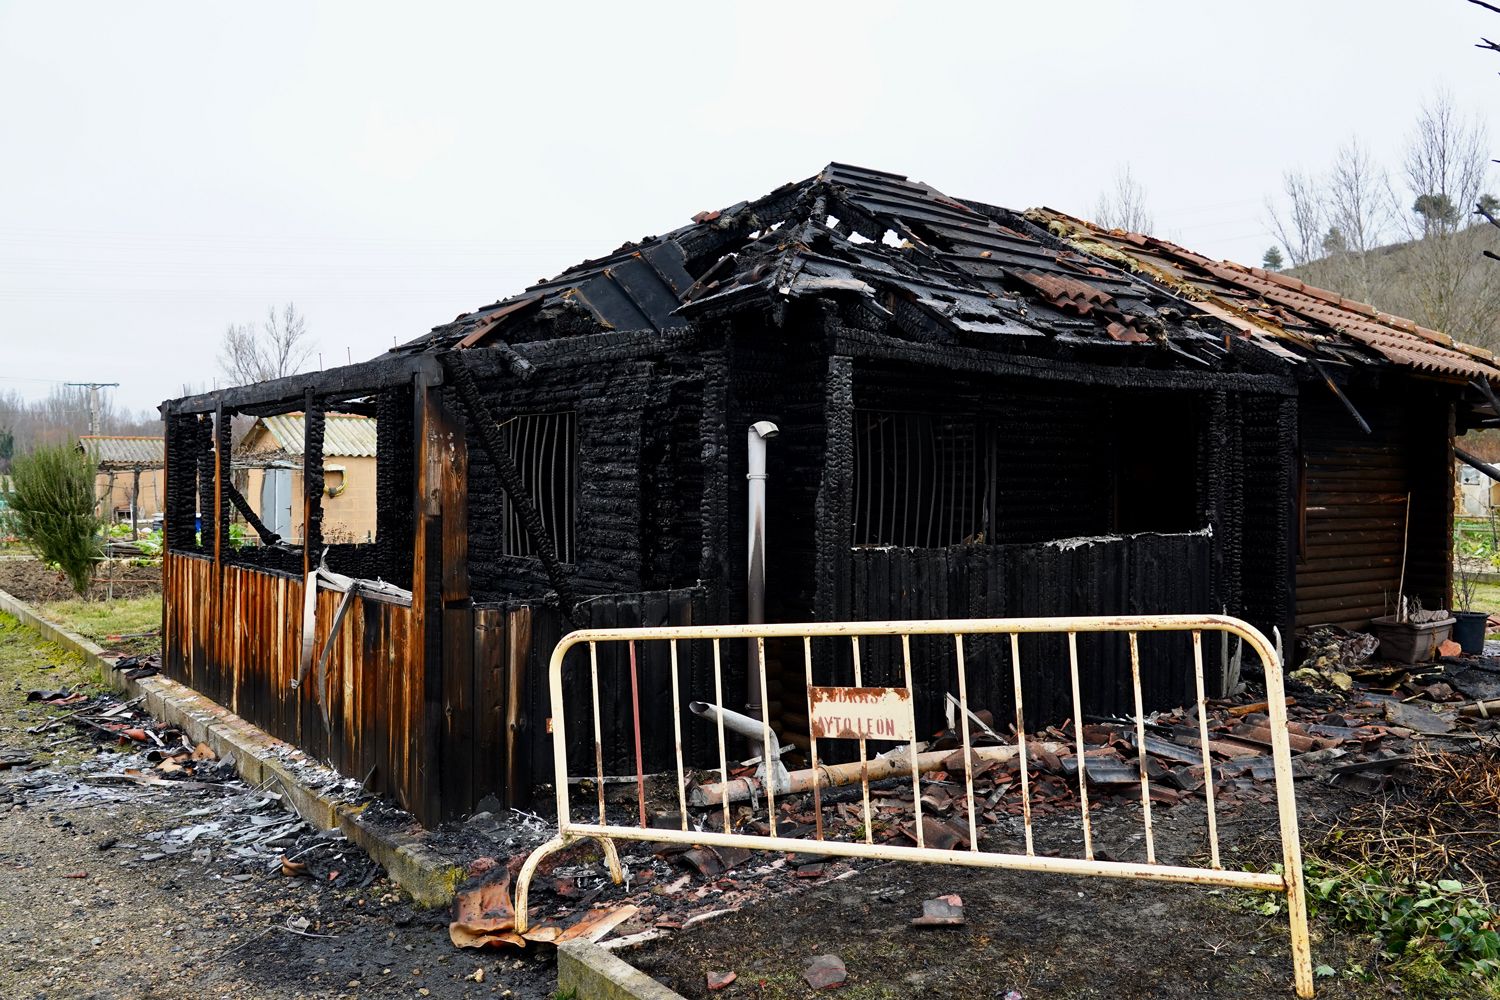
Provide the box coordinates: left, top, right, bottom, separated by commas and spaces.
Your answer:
515, 615, 1313, 998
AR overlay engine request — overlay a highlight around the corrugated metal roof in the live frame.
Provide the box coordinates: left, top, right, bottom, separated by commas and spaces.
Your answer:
78, 435, 165, 468
249, 413, 377, 458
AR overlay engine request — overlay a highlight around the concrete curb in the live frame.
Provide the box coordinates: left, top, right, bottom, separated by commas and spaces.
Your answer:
0, 587, 465, 907
558, 942, 689, 1000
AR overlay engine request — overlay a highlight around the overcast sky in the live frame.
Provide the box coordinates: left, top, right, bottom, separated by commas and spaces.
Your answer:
3, 1, 1499, 414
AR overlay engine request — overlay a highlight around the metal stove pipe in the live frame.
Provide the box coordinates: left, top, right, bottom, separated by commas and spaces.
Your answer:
746, 420, 779, 720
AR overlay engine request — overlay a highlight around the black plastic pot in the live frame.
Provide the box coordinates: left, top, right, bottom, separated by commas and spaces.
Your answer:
1453, 610, 1488, 655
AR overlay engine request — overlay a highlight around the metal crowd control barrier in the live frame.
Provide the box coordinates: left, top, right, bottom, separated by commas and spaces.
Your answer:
515, 615, 1313, 998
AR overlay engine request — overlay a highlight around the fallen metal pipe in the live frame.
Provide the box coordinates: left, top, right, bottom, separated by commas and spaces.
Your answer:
689, 700, 789, 794
689, 740, 1067, 807
1460, 697, 1500, 718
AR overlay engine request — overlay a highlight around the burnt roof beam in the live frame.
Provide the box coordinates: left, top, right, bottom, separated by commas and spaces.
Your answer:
163, 353, 442, 415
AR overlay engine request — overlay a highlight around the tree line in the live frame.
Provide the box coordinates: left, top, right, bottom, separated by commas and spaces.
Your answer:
0, 386, 157, 474
1262, 90, 1500, 351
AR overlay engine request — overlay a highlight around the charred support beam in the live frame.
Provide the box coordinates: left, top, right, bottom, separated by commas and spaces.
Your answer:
195, 414, 214, 554
163, 412, 199, 551
814, 355, 855, 623
214, 404, 229, 566
1310, 359, 1372, 435
698, 345, 731, 620
835, 328, 1298, 396
163, 353, 441, 416
410, 369, 445, 822
438, 391, 474, 816
223, 479, 282, 546
1457, 445, 1500, 484
303, 390, 326, 565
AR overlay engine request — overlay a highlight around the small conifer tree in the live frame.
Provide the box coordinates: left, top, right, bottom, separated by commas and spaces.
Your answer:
5, 446, 102, 597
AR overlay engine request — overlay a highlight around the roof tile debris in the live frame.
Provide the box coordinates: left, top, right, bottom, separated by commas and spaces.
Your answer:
394, 162, 1500, 387
1035, 207, 1500, 382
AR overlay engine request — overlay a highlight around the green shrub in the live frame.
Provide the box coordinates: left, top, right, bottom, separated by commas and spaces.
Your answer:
1305, 861, 1500, 989
5, 446, 102, 596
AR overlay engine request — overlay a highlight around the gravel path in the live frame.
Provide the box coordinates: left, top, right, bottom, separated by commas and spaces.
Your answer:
0, 613, 557, 1000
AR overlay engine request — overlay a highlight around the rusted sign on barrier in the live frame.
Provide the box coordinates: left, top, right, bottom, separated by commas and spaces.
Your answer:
514, 615, 1315, 999
807, 686, 912, 740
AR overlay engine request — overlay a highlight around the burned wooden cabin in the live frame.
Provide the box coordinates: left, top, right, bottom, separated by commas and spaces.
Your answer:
160, 163, 1500, 823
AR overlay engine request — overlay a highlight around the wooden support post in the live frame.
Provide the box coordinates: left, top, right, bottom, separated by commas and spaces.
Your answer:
409, 370, 449, 824
213, 404, 224, 568
439, 393, 472, 817
161, 417, 173, 679
131, 468, 141, 540
813, 355, 855, 624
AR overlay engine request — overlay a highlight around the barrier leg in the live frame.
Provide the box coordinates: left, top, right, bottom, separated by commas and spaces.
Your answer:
513, 834, 626, 934
1287, 865, 1314, 998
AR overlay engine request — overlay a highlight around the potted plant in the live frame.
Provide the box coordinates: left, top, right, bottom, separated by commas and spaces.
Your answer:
1453, 553, 1489, 655
1369, 496, 1456, 663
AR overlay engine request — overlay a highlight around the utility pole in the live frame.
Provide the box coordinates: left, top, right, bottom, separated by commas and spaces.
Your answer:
65, 382, 119, 436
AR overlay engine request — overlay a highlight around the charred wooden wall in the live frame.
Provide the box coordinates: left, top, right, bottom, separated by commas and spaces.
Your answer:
460, 358, 709, 603
163, 553, 425, 809
1296, 383, 1454, 629
843, 533, 1215, 735
164, 551, 710, 817
844, 361, 1252, 547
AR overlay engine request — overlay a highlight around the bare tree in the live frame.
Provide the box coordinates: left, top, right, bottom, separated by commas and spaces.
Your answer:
1265, 169, 1325, 268
1092, 165, 1154, 234
218, 303, 315, 386
1318, 139, 1397, 302
1404, 90, 1490, 236
1395, 92, 1500, 343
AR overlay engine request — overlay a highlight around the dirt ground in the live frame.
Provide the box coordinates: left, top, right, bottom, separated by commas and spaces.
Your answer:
625, 791, 1369, 999
0, 613, 557, 1000
629, 790, 1406, 1000
4, 574, 1497, 998
0, 555, 162, 604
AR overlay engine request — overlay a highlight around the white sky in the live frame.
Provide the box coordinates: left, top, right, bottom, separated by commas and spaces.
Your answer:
3, 0, 1499, 413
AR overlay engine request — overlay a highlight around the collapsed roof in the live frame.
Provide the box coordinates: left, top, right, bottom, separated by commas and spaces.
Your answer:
394, 162, 1500, 391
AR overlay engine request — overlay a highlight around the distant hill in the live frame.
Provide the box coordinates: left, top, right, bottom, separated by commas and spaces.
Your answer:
1282, 223, 1500, 356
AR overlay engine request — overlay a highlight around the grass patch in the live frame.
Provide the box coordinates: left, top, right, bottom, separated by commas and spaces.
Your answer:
0, 611, 102, 763
37, 594, 160, 655
1471, 580, 1500, 615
